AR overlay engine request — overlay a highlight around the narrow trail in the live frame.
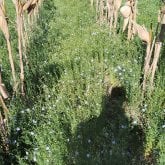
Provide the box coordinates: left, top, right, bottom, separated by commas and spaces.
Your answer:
8, 0, 147, 164
30, 0, 145, 164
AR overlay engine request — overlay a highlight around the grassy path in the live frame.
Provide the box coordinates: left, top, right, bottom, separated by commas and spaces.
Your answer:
5, 0, 164, 164
25, 0, 143, 164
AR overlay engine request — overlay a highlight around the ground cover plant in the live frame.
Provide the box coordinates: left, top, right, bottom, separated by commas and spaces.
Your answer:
0, 0, 164, 164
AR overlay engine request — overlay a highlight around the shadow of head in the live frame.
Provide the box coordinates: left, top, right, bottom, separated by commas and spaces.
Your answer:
103, 86, 126, 120
110, 86, 126, 99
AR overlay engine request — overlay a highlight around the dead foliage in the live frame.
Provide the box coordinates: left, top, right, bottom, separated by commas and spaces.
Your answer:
96, 0, 122, 30
0, 0, 16, 87
0, 67, 9, 155
91, 0, 164, 94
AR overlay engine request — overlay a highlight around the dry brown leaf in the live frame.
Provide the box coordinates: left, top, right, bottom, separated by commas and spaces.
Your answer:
120, 5, 131, 18
132, 21, 150, 43
123, 17, 129, 31
114, 0, 122, 10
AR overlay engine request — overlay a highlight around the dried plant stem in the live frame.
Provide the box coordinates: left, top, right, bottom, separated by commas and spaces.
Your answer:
114, 8, 118, 29
14, 1, 25, 95
0, 68, 9, 100
27, 0, 40, 25
0, 68, 10, 154
18, 16, 25, 96
0, 96, 9, 119
99, 0, 104, 24
113, 0, 122, 29
34, 3, 39, 19
91, 0, 94, 7
21, 16, 26, 50
149, 12, 165, 86
128, 0, 137, 40
142, 43, 151, 91
21, 15, 29, 65
127, 16, 133, 39
96, 0, 99, 21
6, 39, 16, 85
0, 105, 9, 154
12, 0, 43, 95
131, 0, 137, 38
107, 0, 122, 30
142, 10, 165, 91
0, 5, 16, 87
107, 0, 113, 29
109, 11, 114, 30
150, 42, 162, 86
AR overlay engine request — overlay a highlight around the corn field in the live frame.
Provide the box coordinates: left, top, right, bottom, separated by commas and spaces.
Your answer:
0, 0, 164, 164
0, 0, 42, 161
93, 0, 165, 92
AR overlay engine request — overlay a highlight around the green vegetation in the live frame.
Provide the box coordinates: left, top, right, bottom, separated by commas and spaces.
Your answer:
0, 0, 164, 164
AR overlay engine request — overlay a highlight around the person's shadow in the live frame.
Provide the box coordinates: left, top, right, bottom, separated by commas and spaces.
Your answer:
67, 86, 145, 165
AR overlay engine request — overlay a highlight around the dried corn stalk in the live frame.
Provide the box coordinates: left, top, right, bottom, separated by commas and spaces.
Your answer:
0, 94, 9, 118
0, 68, 9, 117
91, 0, 94, 7
0, 68, 9, 154
23, 0, 42, 54
96, 0, 99, 21
133, 6, 165, 92
96, 0, 122, 28
132, 21, 150, 43
113, 0, 122, 29
106, 0, 122, 30
0, 1, 16, 87
26, 0, 40, 25
12, 0, 25, 95
98, 0, 105, 24
12, 0, 42, 95
141, 7, 165, 91
0, 113, 9, 154
150, 9, 165, 87
107, 0, 113, 27
120, 4, 131, 31
132, 21, 152, 91
120, 0, 137, 39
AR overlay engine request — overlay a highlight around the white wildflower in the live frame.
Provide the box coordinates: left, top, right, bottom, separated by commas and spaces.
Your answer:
91, 32, 97, 36
86, 153, 90, 158
117, 66, 122, 70
16, 127, 20, 131
87, 139, 91, 143
32, 120, 37, 124
118, 72, 122, 76
67, 138, 70, 142
75, 151, 79, 156
30, 132, 35, 136
77, 135, 81, 139
46, 146, 50, 151
21, 110, 25, 114
33, 156, 37, 162
26, 108, 30, 113
133, 120, 138, 125
141, 108, 146, 112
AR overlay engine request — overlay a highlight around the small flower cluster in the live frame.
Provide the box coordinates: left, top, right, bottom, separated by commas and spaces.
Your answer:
91, 32, 98, 36
141, 104, 148, 113
114, 65, 126, 80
